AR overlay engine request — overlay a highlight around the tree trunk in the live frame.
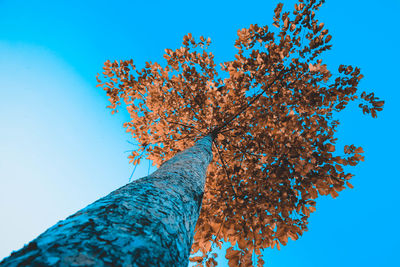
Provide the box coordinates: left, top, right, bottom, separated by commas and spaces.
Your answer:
1, 135, 213, 267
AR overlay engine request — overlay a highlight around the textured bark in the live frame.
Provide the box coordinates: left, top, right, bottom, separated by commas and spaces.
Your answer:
1, 136, 213, 267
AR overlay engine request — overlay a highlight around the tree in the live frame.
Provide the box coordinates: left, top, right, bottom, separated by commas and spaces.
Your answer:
1, 0, 384, 266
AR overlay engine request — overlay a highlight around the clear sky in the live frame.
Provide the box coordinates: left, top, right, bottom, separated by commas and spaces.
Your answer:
0, 0, 398, 266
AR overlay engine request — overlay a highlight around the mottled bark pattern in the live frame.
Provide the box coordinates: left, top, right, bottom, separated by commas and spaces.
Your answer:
1, 136, 213, 267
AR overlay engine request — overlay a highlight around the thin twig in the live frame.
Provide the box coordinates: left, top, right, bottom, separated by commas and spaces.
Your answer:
129, 144, 149, 182
164, 118, 205, 135
211, 213, 227, 250
212, 140, 239, 203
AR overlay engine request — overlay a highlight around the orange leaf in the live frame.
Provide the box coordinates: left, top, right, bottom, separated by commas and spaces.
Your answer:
189, 256, 204, 262
355, 147, 364, 153
346, 182, 354, 189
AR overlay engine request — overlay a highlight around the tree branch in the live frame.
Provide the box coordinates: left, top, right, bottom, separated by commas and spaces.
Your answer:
210, 67, 288, 137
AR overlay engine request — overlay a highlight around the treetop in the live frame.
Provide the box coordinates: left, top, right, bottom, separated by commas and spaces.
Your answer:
97, 0, 384, 265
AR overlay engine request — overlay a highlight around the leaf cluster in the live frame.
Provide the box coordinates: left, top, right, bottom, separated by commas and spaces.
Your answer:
97, 0, 383, 266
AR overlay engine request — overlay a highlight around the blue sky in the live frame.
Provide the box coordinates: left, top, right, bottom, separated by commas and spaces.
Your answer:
0, 0, 399, 266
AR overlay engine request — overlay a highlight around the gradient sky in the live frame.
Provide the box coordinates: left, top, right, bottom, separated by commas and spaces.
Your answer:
0, 0, 399, 266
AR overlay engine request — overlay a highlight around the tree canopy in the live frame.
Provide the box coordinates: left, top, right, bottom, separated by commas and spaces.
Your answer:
97, 0, 384, 265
